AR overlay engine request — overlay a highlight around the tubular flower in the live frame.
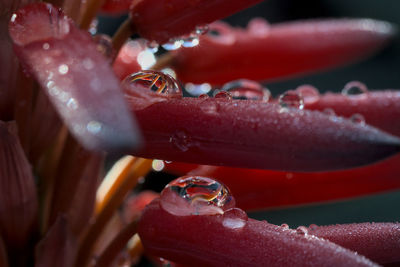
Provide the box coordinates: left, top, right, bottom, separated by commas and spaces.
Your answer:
0, 0, 399, 266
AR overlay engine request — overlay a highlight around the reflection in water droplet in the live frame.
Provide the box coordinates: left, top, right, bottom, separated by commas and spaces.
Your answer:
350, 113, 366, 125
195, 24, 209, 35
323, 108, 336, 116
221, 79, 270, 102
222, 208, 248, 230
279, 90, 304, 110
214, 90, 232, 100
122, 70, 182, 98
296, 226, 308, 235
161, 68, 177, 79
160, 176, 233, 216
93, 34, 114, 59
342, 81, 368, 96
87, 120, 102, 134
58, 64, 69, 75
185, 83, 212, 96
169, 130, 191, 152
162, 39, 183, 50
152, 159, 165, 172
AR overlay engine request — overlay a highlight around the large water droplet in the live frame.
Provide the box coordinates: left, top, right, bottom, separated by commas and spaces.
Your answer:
221, 79, 270, 102
152, 159, 165, 172
214, 90, 232, 100
160, 176, 234, 216
279, 90, 304, 110
162, 39, 183, 50
122, 70, 182, 98
296, 85, 319, 104
222, 208, 248, 230
342, 81, 368, 96
350, 113, 366, 125
185, 83, 212, 96
93, 34, 114, 59
169, 129, 191, 152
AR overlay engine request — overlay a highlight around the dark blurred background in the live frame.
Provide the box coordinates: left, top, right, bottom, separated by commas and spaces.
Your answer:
101, 0, 400, 238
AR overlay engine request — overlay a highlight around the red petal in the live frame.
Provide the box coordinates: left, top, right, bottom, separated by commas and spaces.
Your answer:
304, 90, 400, 136
9, 3, 141, 152
173, 19, 395, 85
112, 39, 145, 81
308, 223, 400, 264
184, 155, 400, 211
130, 0, 263, 44
138, 199, 377, 266
101, 0, 131, 15
127, 94, 400, 172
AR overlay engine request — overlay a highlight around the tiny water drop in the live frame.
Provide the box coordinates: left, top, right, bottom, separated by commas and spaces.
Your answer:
350, 113, 366, 125
162, 39, 183, 50
66, 98, 78, 110
58, 64, 69, 75
222, 208, 248, 230
279, 90, 304, 110
296, 85, 319, 104
42, 43, 50, 50
296, 226, 308, 235
169, 130, 191, 152
198, 94, 209, 99
309, 224, 318, 230
152, 159, 165, 172
89, 18, 98, 35
182, 35, 200, 48
214, 90, 232, 100
93, 34, 114, 59
221, 79, 270, 102
160, 176, 234, 216
185, 83, 212, 96
86, 120, 102, 135
342, 81, 368, 96
281, 223, 289, 229
122, 70, 182, 98
195, 24, 209, 35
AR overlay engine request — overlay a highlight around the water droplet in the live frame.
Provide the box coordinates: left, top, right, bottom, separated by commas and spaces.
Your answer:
222, 208, 248, 230
89, 18, 98, 35
160, 176, 234, 216
214, 90, 232, 100
221, 79, 270, 102
145, 40, 159, 53
281, 223, 289, 229
195, 24, 209, 35
182, 35, 199, 48
309, 224, 318, 230
86, 120, 102, 134
342, 81, 368, 96
152, 159, 165, 172
198, 94, 209, 99
185, 83, 211, 96
42, 43, 50, 50
323, 108, 336, 116
161, 68, 177, 79
10, 13, 17, 23
169, 130, 191, 152
162, 39, 183, 50
279, 90, 304, 110
296, 226, 308, 235
296, 85, 319, 104
350, 113, 366, 125
66, 98, 78, 110
58, 64, 69, 75
93, 34, 114, 59
122, 70, 182, 98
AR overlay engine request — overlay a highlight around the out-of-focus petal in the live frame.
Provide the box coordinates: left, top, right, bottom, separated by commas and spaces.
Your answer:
126, 92, 400, 172
35, 216, 76, 267
172, 19, 395, 85
0, 121, 38, 250
123, 191, 159, 222
308, 223, 400, 265
100, 0, 131, 15
138, 198, 378, 266
9, 3, 141, 152
130, 0, 263, 44
113, 39, 146, 81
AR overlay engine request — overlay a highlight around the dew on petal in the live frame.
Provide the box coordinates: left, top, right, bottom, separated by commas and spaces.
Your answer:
222, 208, 248, 230
182, 35, 200, 48
152, 159, 165, 172
350, 113, 366, 125
162, 39, 183, 50
93, 34, 114, 59
309, 224, 318, 230
160, 176, 234, 216
42, 43, 50, 50
122, 70, 182, 98
279, 90, 304, 110
89, 18, 98, 35
195, 24, 209, 35
58, 64, 69, 75
281, 223, 289, 229
221, 79, 270, 102
296, 226, 308, 235
247, 17, 270, 37
86, 120, 102, 135
296, 85, 320, 104
198, 94, 209, 99
145, 40, 159, 53
169, 130, 191, 152
185, 83, 212, 96
342, 81, 368, 96
214, 90, 232, 100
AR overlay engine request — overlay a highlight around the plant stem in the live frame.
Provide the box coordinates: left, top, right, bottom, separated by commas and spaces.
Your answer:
111, 18, 136, 62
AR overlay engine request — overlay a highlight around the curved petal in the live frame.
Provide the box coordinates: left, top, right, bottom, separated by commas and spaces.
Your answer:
9, 3, 141, 152
138, 198, 377, 266
172, 19, 395, 85
127, 92, 400, 172
130, 0, 263, 43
